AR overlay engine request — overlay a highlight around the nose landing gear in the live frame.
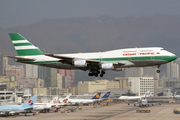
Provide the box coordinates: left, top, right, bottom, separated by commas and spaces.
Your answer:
156, 70, 160, 73
156, 65, 161, 73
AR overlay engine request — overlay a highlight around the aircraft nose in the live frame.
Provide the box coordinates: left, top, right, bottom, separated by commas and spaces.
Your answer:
165, 53, 177, 62
172, 55, 177, 61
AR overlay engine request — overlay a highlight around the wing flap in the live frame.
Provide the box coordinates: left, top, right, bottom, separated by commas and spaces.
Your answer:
45, 53, 101, 65
44, 54, 126, 68
7, 56, 35, 62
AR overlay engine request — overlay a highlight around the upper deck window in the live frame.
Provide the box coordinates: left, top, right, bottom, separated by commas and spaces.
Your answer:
123, 51, 136, 53
140, 50, 153, 52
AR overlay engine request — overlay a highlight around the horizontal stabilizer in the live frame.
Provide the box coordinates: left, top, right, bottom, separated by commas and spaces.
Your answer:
7, 56, 35, 62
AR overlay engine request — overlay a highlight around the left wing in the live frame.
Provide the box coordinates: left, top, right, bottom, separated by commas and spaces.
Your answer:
44, 54, 126, 70
44, 53, 100, 65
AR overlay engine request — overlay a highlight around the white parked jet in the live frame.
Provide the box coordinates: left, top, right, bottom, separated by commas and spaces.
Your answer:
8, 33, 177, 77
34, 97, 58, 113
67, 92, 101, 106
119, 91, 150, 101
57, 94, 71, 107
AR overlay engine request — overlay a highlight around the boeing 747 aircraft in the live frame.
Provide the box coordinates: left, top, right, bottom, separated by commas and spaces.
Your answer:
67, 92, 101, 106
0, 95, 37, 116
8, 33, 177, 77
119, 91, 150, 101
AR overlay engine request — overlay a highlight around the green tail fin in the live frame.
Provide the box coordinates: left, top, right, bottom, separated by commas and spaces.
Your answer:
9, 33, 43, 56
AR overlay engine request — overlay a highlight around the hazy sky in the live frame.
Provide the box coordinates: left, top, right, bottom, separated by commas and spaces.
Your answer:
1, 0, 180, 29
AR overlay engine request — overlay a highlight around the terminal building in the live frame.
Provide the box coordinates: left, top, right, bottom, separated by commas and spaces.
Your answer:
115, 77, 157, 96
78, 79, 119, 94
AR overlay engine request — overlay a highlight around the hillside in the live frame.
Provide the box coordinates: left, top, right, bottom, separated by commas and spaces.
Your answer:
1, 14, 180, 82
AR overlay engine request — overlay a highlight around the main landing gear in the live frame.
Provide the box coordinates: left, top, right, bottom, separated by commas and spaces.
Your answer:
156, 65, 161, 73
88, 70, 105, 77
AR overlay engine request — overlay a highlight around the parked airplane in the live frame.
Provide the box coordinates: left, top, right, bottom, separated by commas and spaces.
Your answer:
8, 33, 177, 77
136, 98, 149, 107
67, 92, 101, 106
172, 92, 180, 100
134, 98, 161, 107
0, 95, 37, 116
119, 91, 150, 101
34, 96, 58, 113
58, 94, 71, 107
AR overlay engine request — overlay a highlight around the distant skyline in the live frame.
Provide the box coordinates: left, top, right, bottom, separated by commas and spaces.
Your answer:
1, 0, 180, 29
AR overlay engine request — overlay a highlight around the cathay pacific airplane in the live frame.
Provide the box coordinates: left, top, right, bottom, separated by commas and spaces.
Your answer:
8, 33, 177, 77
0, 95, 37, 116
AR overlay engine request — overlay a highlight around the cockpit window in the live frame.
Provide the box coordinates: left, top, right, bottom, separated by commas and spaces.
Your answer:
160, 49, 165, 51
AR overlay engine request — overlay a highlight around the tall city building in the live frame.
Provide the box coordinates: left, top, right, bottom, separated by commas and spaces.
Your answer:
5, 65, 24, 81
143, 67, 159, 79
58, 70, 75, 87
3, 57, 8, 75
38, 66, 46, 80
42, 68, 58, 87
57, 73, 63, 89
26, 64, 38, 78
166, 61, 179, 78
0, 54, 3, 75
125, 68, 143, 77
125, 67, 159, 79
62, 76, 71, 88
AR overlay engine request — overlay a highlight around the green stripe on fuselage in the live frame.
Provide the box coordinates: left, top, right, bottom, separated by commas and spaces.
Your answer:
23, 55, 177, 65
13, 43, 32, 46
91, 56, 177, 62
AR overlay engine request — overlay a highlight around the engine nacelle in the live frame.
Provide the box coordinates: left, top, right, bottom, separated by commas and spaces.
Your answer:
74, 60, 87, 67
101, 63, 114, 70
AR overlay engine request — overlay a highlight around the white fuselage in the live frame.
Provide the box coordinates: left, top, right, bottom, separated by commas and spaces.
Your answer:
119, 96, 142, 100
23, 47, 177, 70
67, 98, 99, 104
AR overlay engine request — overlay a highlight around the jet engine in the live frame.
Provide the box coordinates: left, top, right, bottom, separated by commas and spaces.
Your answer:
74, 60, 87, 67
101, 63, 114, 70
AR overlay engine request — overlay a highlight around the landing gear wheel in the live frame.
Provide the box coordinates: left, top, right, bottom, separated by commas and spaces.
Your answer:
156, 70, 160, 73
101, 70, 105, 74
100, 74, 103, 77
88, 73, 93, 76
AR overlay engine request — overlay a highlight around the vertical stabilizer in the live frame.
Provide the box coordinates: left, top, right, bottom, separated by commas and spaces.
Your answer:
91, 92, 101, 99
9, 33, 43, 56
101, 92, 111, 99
142, 91, 150, 98
22, 95, 38, 107
50, 97, 58, 104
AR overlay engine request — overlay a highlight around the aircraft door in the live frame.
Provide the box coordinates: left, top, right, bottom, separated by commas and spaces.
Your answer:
136, 48, 140, 55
